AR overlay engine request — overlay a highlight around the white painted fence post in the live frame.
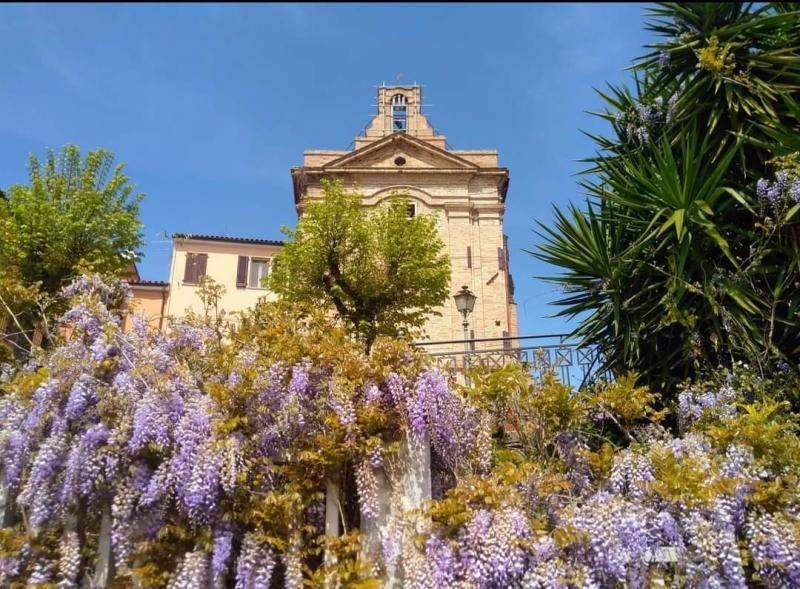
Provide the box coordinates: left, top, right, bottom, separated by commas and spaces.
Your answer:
92, 505, 113, 588
0, 468, 11, 527
323, 478, 341, 589
359, 465, 392, 569
398, 432, 431, 514
360, 432, 431, 588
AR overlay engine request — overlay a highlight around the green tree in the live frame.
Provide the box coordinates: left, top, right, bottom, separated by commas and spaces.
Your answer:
0, 144, 143, 351
269, 179, 451, 351
535, 3, 800, 393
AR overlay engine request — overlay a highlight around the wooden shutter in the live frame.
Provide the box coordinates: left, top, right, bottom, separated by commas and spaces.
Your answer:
236, 256, 249, 287
467, 246, 472, 269
183, 253, 197, 284
498, 247, 506, 271
196, 254, 208, 281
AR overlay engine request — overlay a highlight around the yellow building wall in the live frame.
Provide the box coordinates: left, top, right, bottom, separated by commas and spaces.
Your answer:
165, 238, 282, 320
123, 286, 168, 332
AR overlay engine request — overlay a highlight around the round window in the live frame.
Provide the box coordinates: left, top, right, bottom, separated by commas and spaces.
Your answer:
394, 156, 407, 166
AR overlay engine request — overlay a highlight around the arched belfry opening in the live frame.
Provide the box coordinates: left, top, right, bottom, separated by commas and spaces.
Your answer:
391, 94, 407, 132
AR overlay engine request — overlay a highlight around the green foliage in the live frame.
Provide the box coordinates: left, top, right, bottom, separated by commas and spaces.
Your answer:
706, 400, 800, 475
307, 532, 381, 589
0, 144, 143, 350
423, 363, 800, 587
534, 3, 800, 394
464, 364, 586, 462
464, 363, 664, 464
269, 179, 451, 351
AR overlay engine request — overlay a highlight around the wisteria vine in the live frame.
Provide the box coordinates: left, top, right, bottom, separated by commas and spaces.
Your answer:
0, 275, 799, 588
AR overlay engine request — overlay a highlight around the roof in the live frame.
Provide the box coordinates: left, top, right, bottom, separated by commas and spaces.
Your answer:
292, 133, 509, 204
123, 261, 141, 282
172, 233, 283, 246
128, 279, 169, 288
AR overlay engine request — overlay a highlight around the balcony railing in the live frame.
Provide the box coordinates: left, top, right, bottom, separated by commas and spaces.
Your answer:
415, 334, 608, 388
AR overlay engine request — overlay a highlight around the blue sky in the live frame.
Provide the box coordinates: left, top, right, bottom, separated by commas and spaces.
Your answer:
0, 3, 656, 336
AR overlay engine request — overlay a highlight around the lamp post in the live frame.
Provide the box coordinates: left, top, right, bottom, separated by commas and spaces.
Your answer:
453, 284, 477, 352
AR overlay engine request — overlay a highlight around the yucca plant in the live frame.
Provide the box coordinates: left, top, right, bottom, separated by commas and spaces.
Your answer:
535, 2, 800, 395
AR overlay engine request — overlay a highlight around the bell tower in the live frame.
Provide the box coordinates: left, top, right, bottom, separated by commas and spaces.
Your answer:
354, 84, 447, 150
291, 84, 518, 349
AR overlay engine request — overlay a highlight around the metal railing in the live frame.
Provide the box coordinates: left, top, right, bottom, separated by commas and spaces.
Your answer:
415, 334, 607, 388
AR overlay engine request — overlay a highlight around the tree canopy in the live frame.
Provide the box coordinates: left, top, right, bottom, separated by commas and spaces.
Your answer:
269, 179, 451, 350
535, 2, 800, 393
0, 144, 143, 351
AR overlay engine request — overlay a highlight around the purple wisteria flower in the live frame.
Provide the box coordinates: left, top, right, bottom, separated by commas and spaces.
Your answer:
169, 550, 210, 588
756, 169, 800, 211
678, 384, 738, 426
129, 389, 172, 452
608, 449, 655, 500
567, 493, 660, 587
425, 536, 457, 588
212, 529, 234, 577
355, 459, 380, 521
235, 533, 275, 589
65, 375, 98, 420
458, 507, 532, 588
746, 510, 800, 588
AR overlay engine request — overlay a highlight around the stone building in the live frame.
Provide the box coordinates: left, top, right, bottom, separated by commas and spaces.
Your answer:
127, 84, 518, 347
291, 84, 518, 347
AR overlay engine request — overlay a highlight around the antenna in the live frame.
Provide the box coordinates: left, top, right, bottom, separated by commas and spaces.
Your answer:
150, 230, 172, 245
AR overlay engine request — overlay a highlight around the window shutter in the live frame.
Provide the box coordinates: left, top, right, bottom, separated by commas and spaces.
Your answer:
183, 253, 196, 284
236, 256, 249, 287
498, 247, 506, 271
467, 246, 472, 269
196, 254, 208, 281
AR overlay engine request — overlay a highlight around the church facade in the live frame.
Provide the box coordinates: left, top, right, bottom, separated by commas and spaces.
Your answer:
128, 85, 518, 346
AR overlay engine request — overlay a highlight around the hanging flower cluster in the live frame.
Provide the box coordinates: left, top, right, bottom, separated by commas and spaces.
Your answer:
615, 89, 679, 145
756, 164, 800, 213
2, 274, 800, 588
0, 275, 488, 587
411, 372, 800, 589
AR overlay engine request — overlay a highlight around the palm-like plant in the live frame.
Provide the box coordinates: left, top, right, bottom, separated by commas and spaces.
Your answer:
535, 2, 800, 394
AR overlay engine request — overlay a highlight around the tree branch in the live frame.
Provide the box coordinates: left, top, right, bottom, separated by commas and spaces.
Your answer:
0, 292, 34, 351
321, 272, 353, 322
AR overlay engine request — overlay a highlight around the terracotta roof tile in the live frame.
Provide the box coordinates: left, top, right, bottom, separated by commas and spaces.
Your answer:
172, 233, 283, 246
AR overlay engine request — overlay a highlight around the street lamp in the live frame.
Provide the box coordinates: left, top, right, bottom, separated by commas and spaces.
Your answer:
453, 285, 477, 353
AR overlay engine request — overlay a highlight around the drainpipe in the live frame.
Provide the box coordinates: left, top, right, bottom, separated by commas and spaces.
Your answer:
158, 286, 168, 332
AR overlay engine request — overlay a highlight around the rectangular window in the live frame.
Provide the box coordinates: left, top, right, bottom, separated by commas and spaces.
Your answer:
236, 256, 249, 288
183, 253, 208, 284
467, 246, 472, 269
498, 247, 506, 272
248, 258, 270, 289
